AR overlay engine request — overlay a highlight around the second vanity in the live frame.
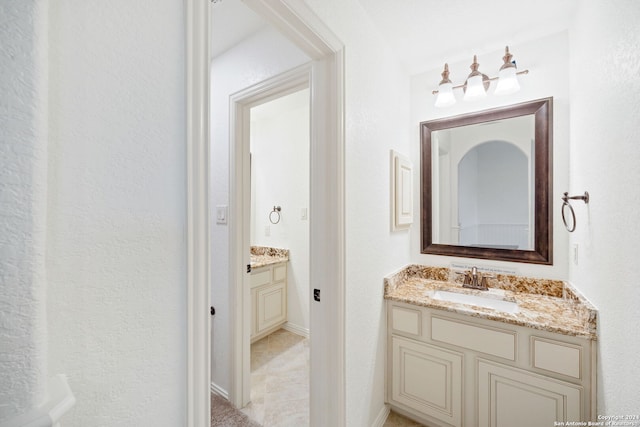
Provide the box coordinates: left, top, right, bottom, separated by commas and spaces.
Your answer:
384, 265, 597, 427
250, 246, 289, 342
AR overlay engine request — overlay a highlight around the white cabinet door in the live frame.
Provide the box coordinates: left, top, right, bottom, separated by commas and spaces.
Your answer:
256, 282, 286, 334
478, 359, 582, 427
391, 336, 463, 427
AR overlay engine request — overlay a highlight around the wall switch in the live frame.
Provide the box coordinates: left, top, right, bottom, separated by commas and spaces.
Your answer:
264, 225, 270, 236
300, 207, 308, 220
216, 205, 228, 224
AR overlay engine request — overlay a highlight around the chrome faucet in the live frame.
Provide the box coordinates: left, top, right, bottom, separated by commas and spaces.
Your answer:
462, 267, 489, 291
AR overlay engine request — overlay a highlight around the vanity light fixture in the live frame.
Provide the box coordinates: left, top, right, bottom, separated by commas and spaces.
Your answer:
463, 55, 488, 101
434, 64, 456, 108
495, 46, 521, 95
433, 46, 529, 107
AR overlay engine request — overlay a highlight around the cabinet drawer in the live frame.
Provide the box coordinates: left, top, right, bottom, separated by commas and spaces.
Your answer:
532, 337, 582, 379
431, 316, 516, 361
250, 268, 271, 288
273, 263, 287, 282
390, 305, 422, 337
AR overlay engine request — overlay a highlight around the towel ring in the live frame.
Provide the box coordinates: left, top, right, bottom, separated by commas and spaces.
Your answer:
269, 206, 281, 224
561, 191, 589, 232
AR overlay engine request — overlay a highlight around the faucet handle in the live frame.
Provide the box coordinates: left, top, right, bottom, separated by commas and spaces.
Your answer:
454, 271, 469, 284
480, 274, 494, 289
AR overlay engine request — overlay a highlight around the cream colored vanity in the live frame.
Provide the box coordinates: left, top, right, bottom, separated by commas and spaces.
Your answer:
385, 265, 597, 427
250, 246, 289, 342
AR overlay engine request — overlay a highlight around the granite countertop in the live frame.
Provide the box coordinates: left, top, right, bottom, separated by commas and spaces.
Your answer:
250, 246, 289, 268
384, 265, 598, 340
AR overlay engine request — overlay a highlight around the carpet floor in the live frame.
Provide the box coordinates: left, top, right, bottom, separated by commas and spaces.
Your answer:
211, 393, 261, 427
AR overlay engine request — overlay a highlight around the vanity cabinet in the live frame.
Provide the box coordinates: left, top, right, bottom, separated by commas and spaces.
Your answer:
386, 301, 595, 427
250, 262, 287, 342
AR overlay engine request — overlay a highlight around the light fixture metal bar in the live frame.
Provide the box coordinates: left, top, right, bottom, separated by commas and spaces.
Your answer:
432, 69, 529, 95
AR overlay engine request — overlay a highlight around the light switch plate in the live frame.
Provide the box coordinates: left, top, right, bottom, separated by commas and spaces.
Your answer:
216, 205, 228, 224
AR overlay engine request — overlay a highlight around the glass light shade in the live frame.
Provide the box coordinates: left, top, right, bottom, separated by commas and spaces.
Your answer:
434, 82, 456, 108
463, 74, 487, 101
495, 66, 520, 95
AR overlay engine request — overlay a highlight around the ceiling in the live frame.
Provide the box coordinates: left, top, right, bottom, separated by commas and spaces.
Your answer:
211, 0, 268, 58
212, 0, 581, 74
358, 0, 581, 74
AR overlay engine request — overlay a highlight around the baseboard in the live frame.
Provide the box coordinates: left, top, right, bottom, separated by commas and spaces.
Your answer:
372, 404, 391, 427
210, 382, 228, 400
283, 322, 310, 338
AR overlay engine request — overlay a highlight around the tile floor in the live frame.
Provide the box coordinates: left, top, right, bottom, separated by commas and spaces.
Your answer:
240, 328, 423, 427
383, 411, 426, 427
241, 329, 310, 427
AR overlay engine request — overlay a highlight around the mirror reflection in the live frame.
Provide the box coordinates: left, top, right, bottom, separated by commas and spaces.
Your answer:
421, 98, 552, 265
432, 115, 534, 250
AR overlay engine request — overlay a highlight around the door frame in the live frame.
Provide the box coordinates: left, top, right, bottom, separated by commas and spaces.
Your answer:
186, 1, 211, 426
186, 0, 346, 426
229, 64, 311, 408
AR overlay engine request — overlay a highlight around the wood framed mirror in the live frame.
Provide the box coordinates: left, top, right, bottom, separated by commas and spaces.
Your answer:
420, 97, 553, 264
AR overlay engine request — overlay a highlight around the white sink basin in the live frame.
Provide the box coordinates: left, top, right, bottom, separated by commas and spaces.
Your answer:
430, 290, 519, 314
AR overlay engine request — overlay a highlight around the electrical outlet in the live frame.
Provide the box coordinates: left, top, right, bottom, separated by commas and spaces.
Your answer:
264, 225, 270, 236
573, 244, 579, 265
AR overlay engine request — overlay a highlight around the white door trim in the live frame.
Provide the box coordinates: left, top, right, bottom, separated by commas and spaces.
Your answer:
229, 64, 312, 408
185, 1, 211, 426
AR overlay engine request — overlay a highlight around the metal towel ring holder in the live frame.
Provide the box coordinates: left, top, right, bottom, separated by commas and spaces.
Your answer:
269, 206, 281, 224
561, 191, 589, 232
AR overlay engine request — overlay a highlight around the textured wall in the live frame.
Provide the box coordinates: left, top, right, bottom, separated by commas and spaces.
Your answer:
250, 89, 310, 332
210, 26, 309, 394
47, 1, 187, 425
0, 0, 48, 421
569, 0, 640, 414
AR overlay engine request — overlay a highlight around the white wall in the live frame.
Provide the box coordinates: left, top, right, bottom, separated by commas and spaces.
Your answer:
0, 0, 48, 421
250, 89, 310, 332
280, 1, 413, 424
46, 1, 187, 425
568, 0, 640, 413
411, 32, 571, 278
210, 26, 310, 394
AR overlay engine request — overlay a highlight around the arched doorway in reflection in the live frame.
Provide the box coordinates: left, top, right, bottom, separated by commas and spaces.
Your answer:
458, 140, 529, 249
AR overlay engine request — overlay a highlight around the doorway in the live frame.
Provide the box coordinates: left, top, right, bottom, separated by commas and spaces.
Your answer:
229, 64, 311, 412
200, 1, 347, 426
243, 84, 311, 424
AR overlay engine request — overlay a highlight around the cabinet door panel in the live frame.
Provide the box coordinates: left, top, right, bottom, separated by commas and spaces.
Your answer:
391, 336, 463, 427
478, 359, 582, 427
257, 282, 286, 333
